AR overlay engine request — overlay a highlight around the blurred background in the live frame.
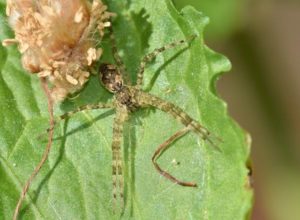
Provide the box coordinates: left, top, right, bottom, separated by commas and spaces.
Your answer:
173, 0, 300, 220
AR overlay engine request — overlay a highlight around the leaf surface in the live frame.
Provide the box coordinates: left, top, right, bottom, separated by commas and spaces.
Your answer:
172, 0, 246, 39
0, 0, 252, 219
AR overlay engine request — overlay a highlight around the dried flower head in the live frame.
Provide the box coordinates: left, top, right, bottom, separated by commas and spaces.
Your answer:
3, 0, 114, 101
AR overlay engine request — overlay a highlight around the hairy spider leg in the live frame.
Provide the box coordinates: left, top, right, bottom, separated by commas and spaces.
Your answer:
108, 26, 130, 84
41, 103, 114, 134
111, 106, 127, 212
136, 34, 197, 88
58, 103, 114, 121
137, 91, 215, 186
140, 92, 211, 138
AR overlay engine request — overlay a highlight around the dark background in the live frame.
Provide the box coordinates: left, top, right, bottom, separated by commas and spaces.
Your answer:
173, 0, 300, 219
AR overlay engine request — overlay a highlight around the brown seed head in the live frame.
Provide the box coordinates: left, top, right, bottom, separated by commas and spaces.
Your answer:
3, 0, 114, 101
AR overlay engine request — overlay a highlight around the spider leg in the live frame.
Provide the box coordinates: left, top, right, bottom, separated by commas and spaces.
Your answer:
58, 102, 114, 121
136, 35, 197, 88
152, 127, 197, 187
111, 107, 127, 212
38, 103, 114, 137
108, 26, 131, 85
138, 92, 220, 149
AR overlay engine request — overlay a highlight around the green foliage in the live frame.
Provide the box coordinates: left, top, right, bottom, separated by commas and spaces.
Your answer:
0, 0, 252, 219
173, 0, 246, 39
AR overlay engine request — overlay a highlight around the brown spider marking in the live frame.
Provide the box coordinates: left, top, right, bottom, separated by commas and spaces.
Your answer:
47, 31, 220, 212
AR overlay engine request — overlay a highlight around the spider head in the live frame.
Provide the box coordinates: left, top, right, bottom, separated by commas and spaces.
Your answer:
99, 63, 123, 93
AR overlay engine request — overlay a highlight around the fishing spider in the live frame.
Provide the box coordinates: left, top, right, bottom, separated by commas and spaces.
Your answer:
50, 30, 217, 210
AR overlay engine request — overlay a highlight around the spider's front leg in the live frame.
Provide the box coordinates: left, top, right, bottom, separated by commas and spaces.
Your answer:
108, 25, 130, 84
136, 35, 197, 88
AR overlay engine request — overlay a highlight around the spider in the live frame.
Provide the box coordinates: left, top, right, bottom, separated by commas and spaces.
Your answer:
45, 29, 218, 211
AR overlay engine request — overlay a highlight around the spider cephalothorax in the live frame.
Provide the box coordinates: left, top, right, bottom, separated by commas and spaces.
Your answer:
99, 63, 139, 111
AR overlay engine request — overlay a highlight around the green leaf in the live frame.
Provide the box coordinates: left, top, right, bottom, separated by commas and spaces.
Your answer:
0, 0, 252, 219
172, 0, 246, 40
